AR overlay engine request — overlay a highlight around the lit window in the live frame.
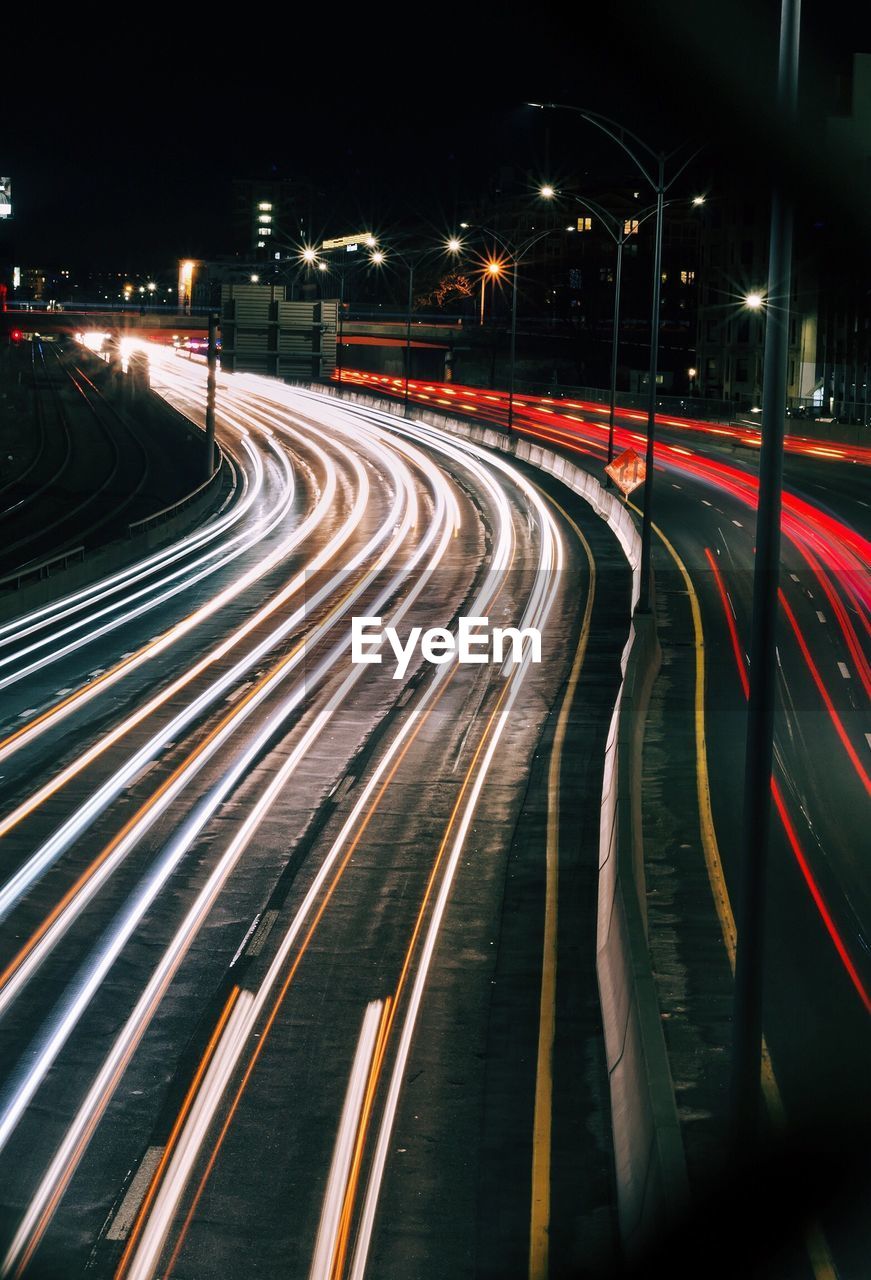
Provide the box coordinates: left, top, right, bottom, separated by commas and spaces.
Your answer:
623, 219, 639, 236
680, 270, 695, 285
577, 217, 592, 232
258, 202, 272, 211
257, 240, 266, 248
258, 213, 272, 223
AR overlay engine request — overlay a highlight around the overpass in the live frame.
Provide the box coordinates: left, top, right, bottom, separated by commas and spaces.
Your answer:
1, 308, 463, 349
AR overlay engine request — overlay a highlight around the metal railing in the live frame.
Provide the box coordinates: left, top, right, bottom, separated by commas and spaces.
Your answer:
0, 545, 85, 593
128, 448, 226, 538
513, 378, 736, 423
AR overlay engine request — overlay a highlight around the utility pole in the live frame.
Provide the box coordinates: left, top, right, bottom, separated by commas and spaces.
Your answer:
731, 0, 801, 1148
637, 166, 665, 614
205, 311, 218, 479
507, 258, 518, 431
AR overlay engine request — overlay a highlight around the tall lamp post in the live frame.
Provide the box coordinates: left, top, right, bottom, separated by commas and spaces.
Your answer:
299, 238, 379, 384
461, 224, 562, 433
541, 188, 704, 463
731, 0, 801, 1149
370, 239, 462, 416
529, 103, 702, 613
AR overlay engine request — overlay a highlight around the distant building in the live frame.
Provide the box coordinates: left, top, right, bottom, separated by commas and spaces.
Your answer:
232, 178, 314, 262
817, 53, 871, 421
694, 195, 816, 408
462, 172, 702, 392
695, 53, 871, 421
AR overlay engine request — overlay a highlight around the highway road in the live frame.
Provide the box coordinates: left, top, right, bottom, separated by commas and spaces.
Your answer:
0, 349, 633, 1278
341, 370, 871, 1277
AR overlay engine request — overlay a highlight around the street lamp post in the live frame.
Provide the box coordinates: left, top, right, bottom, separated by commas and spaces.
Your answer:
463, 226, 559, 433
731, 0, 802, 1150
295, 237, 380, 385
204, 311, 218, 480
369, 240, 461, 416
404, 263, 414, 414
529, 102, 702, 613
541, 189, 689, 463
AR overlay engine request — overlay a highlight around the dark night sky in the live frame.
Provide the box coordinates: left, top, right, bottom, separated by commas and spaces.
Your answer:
3, 0, 869, 270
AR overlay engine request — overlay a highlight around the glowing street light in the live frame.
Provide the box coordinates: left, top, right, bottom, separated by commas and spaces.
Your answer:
745, 291, 764, 309
530, 102, 703, 613
540, 183, 704, 462
368, 237, 463, 414
301, 246, 319, 264
250, 274, 260, 283
692, 195, 707, 206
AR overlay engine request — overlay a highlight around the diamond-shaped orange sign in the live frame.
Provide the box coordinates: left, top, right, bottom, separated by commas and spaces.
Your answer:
604, 447, 646, 496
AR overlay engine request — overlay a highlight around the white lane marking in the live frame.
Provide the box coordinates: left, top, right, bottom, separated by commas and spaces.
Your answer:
702, 499, 713, 507
790, 573, 800, 583
225, 680, 254, 705
838, 663, 851, 680
309, 1000, 384, 1280
245, 909, 279, 959
865, 733, 871, 751
105, 1146, 164, 1241
732, 519, 743, 528
123, 992, 255, 1280
816, 612, 826, 623
671, 483, 682, 490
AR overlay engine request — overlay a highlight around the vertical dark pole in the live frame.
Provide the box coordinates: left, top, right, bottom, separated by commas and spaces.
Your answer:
507, 257, 518, 433
636, 164, 665, 614
337, 269, 345, 384
404, 261, 414, 417
608, 235, 624, 463
731, 0, 801, 1149
205, 311, 218, 479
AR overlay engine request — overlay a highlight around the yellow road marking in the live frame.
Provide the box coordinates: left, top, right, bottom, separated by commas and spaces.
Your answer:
633, 507, 838, 1280
529, 495, 596, 1280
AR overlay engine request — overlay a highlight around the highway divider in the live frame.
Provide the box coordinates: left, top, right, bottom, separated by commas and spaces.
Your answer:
304, 380, 688, 1258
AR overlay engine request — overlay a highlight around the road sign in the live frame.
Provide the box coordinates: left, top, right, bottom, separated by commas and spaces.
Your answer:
322, 233, 373, 250
605, 447, 646, 496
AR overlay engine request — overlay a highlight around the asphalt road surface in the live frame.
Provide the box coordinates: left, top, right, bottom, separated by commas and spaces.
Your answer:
342, 370, 871, 1280
0, 352, 635, 1279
